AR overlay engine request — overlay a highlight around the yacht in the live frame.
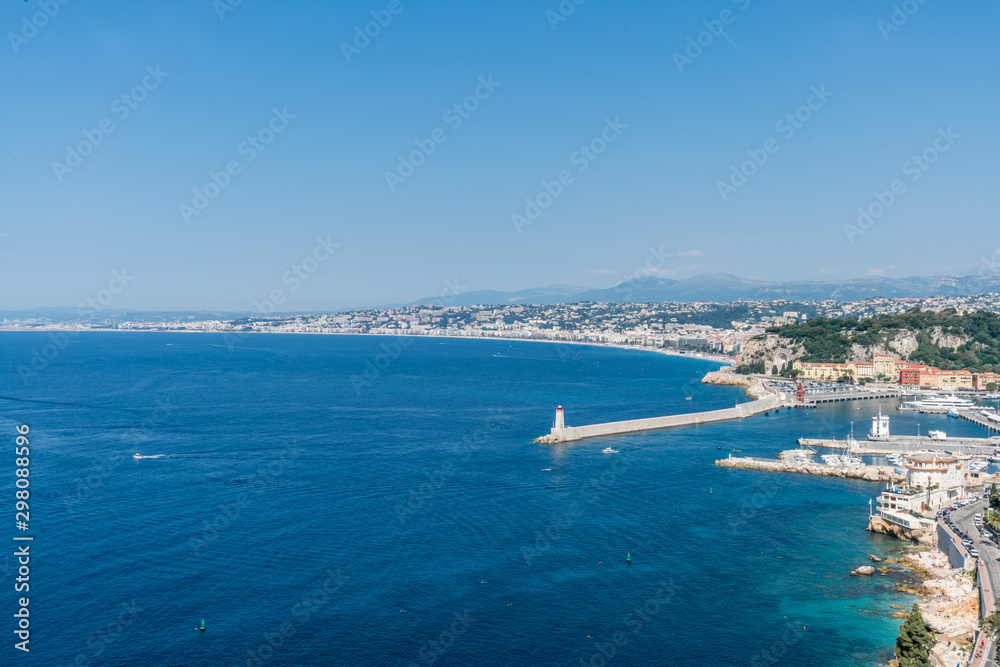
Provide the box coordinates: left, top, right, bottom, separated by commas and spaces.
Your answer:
133, 453, 142, 460
903, 394, 975, 412
947, 408, 961, 417
602, 447, 618, 454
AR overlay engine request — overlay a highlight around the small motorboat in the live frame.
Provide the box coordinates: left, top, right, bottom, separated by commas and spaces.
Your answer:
133, 453, 142, 460
602, 447, 618, 454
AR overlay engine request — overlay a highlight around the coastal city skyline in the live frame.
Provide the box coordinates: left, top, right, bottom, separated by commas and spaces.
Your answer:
6, 1, 1000, 665
3, 0, 999, 312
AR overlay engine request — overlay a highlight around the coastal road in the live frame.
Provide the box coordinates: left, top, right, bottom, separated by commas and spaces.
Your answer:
947, 497, 998, 665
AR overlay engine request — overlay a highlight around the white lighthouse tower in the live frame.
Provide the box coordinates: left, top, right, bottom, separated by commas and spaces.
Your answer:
554, 405, 565, 430
869, 407, 890, 440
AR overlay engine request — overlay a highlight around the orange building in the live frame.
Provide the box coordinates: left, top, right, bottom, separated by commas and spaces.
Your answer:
973, 372, 1000, 391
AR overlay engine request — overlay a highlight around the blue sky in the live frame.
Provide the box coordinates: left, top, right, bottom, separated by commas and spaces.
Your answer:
1, 0, 998, 311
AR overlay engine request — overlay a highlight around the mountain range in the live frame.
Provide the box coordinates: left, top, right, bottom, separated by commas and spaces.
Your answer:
406, 273, 1000, 307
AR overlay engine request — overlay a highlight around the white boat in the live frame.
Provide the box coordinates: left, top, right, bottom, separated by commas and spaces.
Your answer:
886, 454, 902, 464
133, 453, 142, 460
602, 447, 618, 454
821, 454, 842, 466
843, 457, 863, 467
947, 408, 961, 417
903, 394, 975, 411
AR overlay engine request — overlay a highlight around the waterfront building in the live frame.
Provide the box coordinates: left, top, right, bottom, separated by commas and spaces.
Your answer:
917, 368, 974, 390
899, 364, 931, 386
793, 353, 902, 383
874, 451, 966, 529
792, 360, 856, 381
973, 372, 1000, 391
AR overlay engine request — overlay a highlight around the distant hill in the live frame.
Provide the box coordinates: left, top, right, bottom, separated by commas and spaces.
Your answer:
406, 273, 1000, 306
736, 308, 1000, 374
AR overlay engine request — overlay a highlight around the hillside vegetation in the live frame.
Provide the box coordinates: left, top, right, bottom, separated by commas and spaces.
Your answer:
741, 308, 1000, 373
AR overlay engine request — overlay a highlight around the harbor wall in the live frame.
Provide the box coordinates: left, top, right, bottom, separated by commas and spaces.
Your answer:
538, 395, 781, 443
937, 521, 974, 571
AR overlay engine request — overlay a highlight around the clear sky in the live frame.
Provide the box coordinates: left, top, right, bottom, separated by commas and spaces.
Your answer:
1, 0, 998, 311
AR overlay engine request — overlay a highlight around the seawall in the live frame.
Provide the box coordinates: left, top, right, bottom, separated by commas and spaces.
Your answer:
535, 394, 782, 443
715, 456, 904, 482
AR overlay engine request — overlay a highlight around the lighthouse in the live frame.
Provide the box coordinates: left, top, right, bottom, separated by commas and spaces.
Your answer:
554, 405, 565, 430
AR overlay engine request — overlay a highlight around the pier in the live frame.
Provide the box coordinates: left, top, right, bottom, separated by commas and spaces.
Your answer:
797, 435, 1000, 456
534, 395, 782, 443
715, 455, 903, 482
960, 409, 1000, 433
786, 388, 903, 408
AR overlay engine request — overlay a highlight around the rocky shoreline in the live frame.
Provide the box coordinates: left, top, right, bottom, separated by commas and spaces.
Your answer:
900, 548, 980, 666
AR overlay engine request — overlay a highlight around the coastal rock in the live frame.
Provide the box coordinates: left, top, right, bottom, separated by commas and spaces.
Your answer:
889, 604, 903, 609
852, 565, 876, 576
701, 370, 751, 387
869, 555, 882, 562
866, 515, 936, 546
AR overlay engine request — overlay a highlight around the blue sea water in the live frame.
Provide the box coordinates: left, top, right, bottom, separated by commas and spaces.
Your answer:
0, 332, 991, 666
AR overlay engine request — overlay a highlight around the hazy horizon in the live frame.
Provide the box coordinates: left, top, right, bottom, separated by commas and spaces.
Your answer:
3, 0, 998, 311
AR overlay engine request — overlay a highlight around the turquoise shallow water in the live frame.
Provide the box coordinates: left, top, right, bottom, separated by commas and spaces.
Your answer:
1, 332, 987, 665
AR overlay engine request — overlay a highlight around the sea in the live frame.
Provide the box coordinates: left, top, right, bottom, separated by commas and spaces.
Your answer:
1, 332, 994, 666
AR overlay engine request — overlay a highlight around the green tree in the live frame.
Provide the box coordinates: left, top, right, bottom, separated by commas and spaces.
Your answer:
991, 484, 1000, 512
895, 604, 934, 667
981, 603, 1000, 646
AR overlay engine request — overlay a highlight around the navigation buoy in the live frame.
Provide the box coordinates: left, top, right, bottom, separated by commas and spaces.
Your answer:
710, 487, 713, 495
626, 552, 631, 564
199, 619, 205, 632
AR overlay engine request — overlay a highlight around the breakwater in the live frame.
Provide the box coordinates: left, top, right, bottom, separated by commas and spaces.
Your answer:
715, 455, 904, 482
534, 394, 781, 443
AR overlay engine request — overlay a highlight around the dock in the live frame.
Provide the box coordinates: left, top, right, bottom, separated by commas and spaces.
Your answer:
786, 388, 903, 408
534, 395, 782, 443
960, 409, 1000, 433
797, 435, 1000, 456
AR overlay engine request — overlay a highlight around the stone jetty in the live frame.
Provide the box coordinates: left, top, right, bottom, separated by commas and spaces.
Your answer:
714, 456, 904, 482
